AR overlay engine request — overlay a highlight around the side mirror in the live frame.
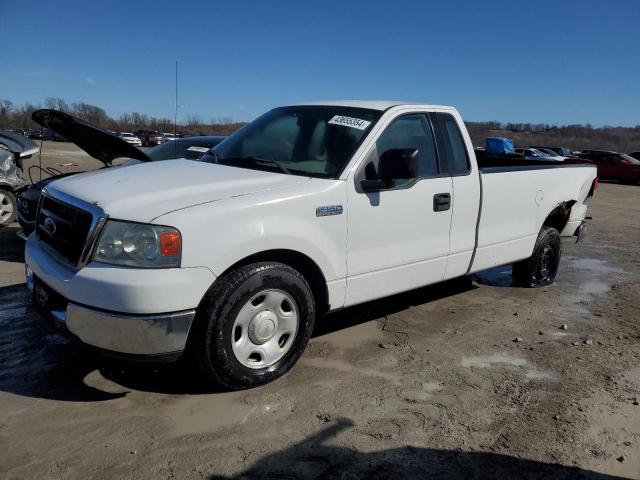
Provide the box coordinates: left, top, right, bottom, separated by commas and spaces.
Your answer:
360, 148, 418, 192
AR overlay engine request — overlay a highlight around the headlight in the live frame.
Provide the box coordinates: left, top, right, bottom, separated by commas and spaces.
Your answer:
93, 220, 181, 268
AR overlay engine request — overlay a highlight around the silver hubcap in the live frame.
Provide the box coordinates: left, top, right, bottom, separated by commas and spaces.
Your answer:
0, 192, 13, 223
231, 289, 298, 369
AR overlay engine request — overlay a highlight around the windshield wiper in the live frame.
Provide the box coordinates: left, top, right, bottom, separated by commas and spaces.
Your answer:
220, 155, 291, 175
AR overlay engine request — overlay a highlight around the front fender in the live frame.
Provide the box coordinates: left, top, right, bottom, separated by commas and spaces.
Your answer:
154, 180, 348, 282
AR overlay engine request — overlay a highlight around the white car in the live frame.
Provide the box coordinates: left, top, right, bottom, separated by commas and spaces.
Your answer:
118, 132, 142, 147
25, 101, 597, 389
163, 133, 178, 141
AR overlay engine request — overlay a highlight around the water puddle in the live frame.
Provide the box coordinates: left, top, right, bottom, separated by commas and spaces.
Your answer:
579, 280, 609, 295
166, 393, 255, 437
461, 353, 527, 368
313, 320, 383, 350
524, 370, 557, 382
303, 357, 402, 385
461, 353, 556, 382
0, 306, 27, 323
568, 257, 623, 274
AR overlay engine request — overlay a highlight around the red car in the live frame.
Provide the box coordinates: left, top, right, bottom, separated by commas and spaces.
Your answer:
576, 150, 640, 184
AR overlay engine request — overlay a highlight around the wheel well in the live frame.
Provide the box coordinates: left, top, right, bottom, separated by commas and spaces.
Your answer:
543, 201, 576, 233
221, 249, 330, 315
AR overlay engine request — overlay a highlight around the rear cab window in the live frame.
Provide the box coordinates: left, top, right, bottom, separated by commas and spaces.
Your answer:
430, 112, 471, 175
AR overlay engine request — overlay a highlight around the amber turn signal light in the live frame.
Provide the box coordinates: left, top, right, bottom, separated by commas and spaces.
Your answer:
159, 231, 181, 257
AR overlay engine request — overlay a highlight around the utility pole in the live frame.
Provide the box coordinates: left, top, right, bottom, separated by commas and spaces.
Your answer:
174, 60, 178, 136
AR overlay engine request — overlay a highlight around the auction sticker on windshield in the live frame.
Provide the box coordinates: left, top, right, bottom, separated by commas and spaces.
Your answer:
328, 115, 372, 130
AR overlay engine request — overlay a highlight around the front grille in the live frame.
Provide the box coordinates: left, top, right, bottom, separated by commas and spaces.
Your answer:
36, 195, 94, 266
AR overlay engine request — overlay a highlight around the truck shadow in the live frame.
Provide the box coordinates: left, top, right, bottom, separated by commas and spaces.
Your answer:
471, 265, 514, 287
0, 277, 478, 400
208, 418, 628, 480
99, 277, 478, 395
0, 224, 25, 263
0, 283, 128, 402
314, 276, 476, 337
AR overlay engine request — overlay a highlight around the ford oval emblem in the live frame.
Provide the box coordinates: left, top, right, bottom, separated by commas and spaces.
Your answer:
43, 216, 57, 236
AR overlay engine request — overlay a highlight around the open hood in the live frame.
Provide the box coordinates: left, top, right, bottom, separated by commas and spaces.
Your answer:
31, 109, 150, 165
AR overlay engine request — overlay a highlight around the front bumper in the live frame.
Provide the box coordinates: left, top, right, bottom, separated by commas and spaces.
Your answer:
27, 266, 197, 357
25, 235, 215, 356
65, 304, 194, 357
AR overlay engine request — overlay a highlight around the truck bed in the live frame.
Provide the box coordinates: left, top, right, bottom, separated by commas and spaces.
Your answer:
475, 150, 593, 171
469, 151, 597, 274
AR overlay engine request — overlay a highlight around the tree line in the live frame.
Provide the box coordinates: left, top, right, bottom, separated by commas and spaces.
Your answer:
466, 121, 640, 153
0, 98, 244, 136
1, 98, 639, 152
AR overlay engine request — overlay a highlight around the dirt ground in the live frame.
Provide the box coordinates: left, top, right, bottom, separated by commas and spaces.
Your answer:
1, 142, 639, 479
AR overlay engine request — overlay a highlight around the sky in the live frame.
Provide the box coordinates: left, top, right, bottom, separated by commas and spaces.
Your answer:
1, 0, 639, 126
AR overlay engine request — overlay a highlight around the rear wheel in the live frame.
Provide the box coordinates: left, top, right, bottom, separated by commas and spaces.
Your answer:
191, 262, 315, 390
0, 189, 16, 227
512, 226, 561, 287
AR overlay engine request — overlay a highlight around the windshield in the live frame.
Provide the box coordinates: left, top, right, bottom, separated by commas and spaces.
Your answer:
146, 138, 225, 161
203, 106, 381, 178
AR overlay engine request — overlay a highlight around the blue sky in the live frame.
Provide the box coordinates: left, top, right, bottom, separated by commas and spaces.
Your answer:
1, 0, 638, 126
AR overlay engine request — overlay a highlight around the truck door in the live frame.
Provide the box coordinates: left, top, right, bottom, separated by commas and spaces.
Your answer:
429, 112, 481, 279
345, 112, 453, 306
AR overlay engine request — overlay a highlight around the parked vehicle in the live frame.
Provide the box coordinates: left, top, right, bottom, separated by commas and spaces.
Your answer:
530, 147, 567, 161
531, 146, 573, 157
514, 148, 560, 161
575, 150, 640, 184
628, 151, 640, 161
139, 135, 225, 162
42, 128, 67, 142
119, 132, 143, 147
25, 101, 597, 389
147, 133, 167, 146
0, 132, 37, 226
163, 133, 178, 141
16, 110, 224, 236
133, 129, 164, 147
26, 129, 44, 140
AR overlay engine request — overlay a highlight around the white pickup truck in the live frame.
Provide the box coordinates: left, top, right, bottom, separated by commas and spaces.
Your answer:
25, 101, 597, 389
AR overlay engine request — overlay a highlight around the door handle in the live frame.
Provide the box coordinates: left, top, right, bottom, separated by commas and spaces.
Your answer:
433, 193, 451, 212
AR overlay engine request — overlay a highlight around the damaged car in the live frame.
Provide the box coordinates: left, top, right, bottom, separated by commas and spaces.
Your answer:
16, 109, 225, 236
0, 131, 39, 227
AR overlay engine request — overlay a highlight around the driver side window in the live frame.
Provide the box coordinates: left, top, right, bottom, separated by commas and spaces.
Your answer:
373, 114, 439, 188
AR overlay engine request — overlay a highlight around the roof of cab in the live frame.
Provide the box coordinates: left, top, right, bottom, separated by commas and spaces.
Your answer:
287, 100, 454, 111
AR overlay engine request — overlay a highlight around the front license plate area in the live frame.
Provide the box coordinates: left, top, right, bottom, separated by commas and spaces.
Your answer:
33, 283, 49, 315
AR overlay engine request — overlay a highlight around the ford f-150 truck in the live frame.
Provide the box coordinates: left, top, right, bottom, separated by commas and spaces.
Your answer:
25, 101, 597, 389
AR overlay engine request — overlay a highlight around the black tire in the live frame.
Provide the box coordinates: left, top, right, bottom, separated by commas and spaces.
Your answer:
512, 226, 562, 287
0, 189, 17, 227
190, 262, 315, 390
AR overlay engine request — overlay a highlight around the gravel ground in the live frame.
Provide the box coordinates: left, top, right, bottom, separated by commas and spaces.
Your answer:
0, 142, 639, 479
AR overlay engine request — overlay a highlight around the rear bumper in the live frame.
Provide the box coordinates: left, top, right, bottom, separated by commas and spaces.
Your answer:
562, 219, 588, 243
574, 219, 588, 243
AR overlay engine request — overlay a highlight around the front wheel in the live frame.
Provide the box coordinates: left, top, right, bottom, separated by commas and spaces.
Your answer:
191, 262, 315, 390
0, 189, 17, 227
512, 226, 561, 287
